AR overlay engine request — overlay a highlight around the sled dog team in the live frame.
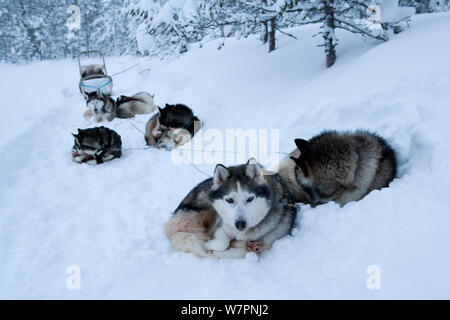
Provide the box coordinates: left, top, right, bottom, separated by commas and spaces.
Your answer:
74, 85, 397, 259
72, 89, 202, 164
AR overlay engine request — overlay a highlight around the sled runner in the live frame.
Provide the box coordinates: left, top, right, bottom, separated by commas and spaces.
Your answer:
78, 50, 113, 98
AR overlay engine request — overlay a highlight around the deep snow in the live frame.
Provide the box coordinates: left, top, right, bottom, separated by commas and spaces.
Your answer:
1, 13, 450, 299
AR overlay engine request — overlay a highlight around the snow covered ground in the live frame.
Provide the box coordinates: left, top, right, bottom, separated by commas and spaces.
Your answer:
1, 12, 450, 299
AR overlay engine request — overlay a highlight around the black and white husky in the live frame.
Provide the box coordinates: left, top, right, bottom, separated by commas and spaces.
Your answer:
84, 91, 156, 122
165, 159, 297, 259
144, 103, 201, 150
71, 126, 122, 164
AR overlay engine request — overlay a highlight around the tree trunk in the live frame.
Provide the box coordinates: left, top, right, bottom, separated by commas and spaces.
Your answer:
323, 0, 336, 67
262, 20, 268, 44
268, 18, 276, 53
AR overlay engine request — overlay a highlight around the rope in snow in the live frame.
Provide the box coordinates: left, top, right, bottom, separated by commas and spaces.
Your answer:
126, 118, 146, 135
122, 119, 291, 178
177, 148, 291, 156
181, 153, 212, 179
109, 63, 140, 78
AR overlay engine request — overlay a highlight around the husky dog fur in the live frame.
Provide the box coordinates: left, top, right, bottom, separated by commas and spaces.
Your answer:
84, 91, 156, 122
84, 91, 116, 122
80, 64, 104, 78
165, 159, 297, 259
145, 103, 201, 150
71, 126, 122, 164
289, 130, 397, 206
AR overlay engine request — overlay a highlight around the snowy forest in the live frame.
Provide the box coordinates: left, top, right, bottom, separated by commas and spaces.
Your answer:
1, 0, 449, 66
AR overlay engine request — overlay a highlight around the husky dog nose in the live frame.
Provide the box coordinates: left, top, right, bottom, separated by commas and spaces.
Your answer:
235, 220, 247, 231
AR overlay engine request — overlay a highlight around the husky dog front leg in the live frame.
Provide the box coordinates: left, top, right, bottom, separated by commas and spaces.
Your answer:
204, 223, 232, 251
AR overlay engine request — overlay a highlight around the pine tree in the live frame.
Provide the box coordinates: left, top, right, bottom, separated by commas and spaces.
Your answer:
0, 0, 138, 63
280, 0, 406, 68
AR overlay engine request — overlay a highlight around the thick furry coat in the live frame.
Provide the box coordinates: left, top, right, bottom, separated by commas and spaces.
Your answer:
84, 91, 156, 122
165, 160, 297, 259
71, 126, 122, 164
289, 130, 397, 206
145, 103, 201, 149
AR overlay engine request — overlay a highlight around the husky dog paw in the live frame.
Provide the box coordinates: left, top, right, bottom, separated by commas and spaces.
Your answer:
246, 240, 265, 253
204, 239, 229, 252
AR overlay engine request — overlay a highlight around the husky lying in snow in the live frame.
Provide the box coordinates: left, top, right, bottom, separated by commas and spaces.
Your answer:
71, 126, 122, 164
84, 91, 156, 122
288, 130, 397, 206
165, 159, 298, 259
145, 103, 201, 150
165, 130, 397, 258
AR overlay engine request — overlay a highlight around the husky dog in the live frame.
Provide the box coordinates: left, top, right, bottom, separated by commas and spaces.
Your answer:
289, 130, 397, 206
84, 91, 156, 122
80, 64, 104, 78
144, 103, 201, 150
114, 92, 156, 118
71, 126, 122, 164
165, 159, 297, 259
84, 91, 116, 122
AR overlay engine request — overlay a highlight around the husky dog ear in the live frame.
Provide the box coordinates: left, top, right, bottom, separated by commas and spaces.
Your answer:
213, 164, 230, 186
245, 158, 265, 184
294, 138, 309, 154
290, 156, 310, 178
158, 106, 164, 114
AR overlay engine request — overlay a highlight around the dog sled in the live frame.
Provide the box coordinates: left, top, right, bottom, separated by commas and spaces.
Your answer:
78, 50, 113, 98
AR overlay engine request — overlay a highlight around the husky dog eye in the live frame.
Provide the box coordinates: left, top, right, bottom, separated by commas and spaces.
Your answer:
246, 196, 254, 203
225, 198, 234, 204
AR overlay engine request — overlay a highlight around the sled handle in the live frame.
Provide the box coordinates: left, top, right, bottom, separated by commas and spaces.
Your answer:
78, 50, 107, 75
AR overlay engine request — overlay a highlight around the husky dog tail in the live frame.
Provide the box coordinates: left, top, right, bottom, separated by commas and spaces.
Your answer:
116, 92, 157, 118
165, 209, 217, 258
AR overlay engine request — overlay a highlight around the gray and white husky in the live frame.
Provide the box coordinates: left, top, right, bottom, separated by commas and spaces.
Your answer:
84, 91, 156, 122
288, 130, 397, 206
165, 159, 297, 259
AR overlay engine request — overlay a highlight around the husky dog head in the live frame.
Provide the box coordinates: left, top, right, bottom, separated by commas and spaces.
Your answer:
158, 103, 195, 128
72, 128, 103, 156
290, 138, 317, 202
209, 159, 273, 232
86, 91, 115, 115
291, 137, 344, 204
158, 127, 191, 151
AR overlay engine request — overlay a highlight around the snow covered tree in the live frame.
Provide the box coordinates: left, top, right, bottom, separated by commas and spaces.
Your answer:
130, 0, 287, 56
400, 0, 450, 13
0, 0, 137, 63
280, 0, 411, 68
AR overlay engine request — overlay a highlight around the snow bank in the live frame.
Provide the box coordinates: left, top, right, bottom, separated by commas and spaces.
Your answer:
1, 13, 450, 299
